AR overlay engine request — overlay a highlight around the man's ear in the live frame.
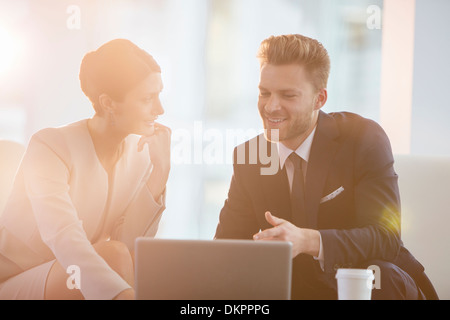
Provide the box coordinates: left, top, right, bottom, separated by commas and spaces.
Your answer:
98, 93, 116, 115
314, 88, 327, 110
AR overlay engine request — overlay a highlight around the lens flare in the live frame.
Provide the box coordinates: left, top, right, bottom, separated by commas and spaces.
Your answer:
0, 25, 21, 77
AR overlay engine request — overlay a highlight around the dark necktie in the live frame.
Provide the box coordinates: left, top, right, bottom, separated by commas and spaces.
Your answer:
289, 152, 307, 227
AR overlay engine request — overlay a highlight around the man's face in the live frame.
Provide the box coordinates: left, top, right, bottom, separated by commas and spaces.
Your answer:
257, 63, 325, 150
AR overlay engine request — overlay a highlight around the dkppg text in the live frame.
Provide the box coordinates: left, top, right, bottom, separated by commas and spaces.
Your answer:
224, 305, 269, 315
180, 304, 269, 317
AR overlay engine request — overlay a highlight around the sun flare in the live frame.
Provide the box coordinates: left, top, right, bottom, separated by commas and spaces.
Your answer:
0, 25, 21, 76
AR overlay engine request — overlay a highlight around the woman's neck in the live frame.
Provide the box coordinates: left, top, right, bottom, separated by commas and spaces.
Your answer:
87, 115, 126, 171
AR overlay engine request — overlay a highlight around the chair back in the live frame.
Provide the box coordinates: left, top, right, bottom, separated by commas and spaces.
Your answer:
394, 154, 450, 299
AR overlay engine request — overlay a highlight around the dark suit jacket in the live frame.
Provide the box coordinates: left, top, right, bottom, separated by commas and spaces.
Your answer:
215, 111, 436, 299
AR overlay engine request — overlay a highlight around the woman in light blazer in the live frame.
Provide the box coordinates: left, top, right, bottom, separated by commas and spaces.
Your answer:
0, 39, 171, 300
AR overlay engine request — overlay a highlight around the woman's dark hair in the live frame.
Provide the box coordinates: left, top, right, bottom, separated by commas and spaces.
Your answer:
79, 39, 161, 115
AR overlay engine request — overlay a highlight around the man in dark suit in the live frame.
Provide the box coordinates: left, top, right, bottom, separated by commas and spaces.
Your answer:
214, 34, 437, 300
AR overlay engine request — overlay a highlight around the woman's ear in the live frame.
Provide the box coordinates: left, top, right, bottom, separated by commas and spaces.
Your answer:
98, 94, 118, 126
98, 93, 115, 115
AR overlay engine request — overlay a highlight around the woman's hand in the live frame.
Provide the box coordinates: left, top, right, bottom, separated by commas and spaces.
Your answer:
138, 123, 171, 202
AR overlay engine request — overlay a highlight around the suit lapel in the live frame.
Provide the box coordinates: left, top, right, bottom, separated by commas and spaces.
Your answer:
305, 111, 340, 229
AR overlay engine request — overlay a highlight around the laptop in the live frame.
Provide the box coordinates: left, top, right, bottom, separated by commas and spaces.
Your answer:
134, 238, 292, 300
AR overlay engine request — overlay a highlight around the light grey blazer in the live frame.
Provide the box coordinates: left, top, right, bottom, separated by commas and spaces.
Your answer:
0, 119, 165, 299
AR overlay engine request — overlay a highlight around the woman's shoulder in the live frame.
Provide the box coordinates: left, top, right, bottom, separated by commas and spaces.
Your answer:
30, 119, 89, 145
32, 119, 87, 137
26, 119, 91, 163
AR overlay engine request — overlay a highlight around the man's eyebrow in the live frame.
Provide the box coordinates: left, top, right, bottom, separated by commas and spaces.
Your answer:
280, 89, 301, 94
258, 86, 301, 93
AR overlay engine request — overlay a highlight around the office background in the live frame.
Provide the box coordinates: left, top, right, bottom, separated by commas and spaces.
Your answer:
0, 0, 448, 247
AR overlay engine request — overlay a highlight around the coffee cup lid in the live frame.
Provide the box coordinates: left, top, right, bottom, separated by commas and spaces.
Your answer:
335, 268, 375, 280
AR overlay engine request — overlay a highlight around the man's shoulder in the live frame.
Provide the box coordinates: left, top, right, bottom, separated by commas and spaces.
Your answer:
323, 111, 386, 138
321, 111, 392, 160
325, 111, 377, 126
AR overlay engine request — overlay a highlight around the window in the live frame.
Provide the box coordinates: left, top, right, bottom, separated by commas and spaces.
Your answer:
0, 0, 383, 239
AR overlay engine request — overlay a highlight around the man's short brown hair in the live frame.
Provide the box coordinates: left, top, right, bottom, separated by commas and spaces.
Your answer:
257, 34, 330, 91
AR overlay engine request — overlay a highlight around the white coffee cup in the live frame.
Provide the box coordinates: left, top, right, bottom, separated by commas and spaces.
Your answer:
335, 268, 375, 300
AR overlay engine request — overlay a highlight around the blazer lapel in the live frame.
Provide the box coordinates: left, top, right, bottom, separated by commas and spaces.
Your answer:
305, 111, 340, 229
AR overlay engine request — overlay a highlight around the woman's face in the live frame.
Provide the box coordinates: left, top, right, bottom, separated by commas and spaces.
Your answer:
112, 72, 164, 136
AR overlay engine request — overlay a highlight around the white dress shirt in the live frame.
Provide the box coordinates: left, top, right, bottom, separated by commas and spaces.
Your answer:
276, 126, 325, 269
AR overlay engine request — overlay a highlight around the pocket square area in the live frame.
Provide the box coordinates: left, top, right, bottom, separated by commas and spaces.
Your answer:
320, 186, 344, 204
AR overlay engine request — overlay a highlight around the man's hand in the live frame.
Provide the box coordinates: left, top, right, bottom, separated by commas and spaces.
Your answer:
253, 211, 320, 258
138, 123, 171, 202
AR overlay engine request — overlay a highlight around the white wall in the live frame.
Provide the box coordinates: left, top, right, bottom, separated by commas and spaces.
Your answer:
410, 0, 450, 156
383, 0, 450, 299
408, 0, 450, 299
